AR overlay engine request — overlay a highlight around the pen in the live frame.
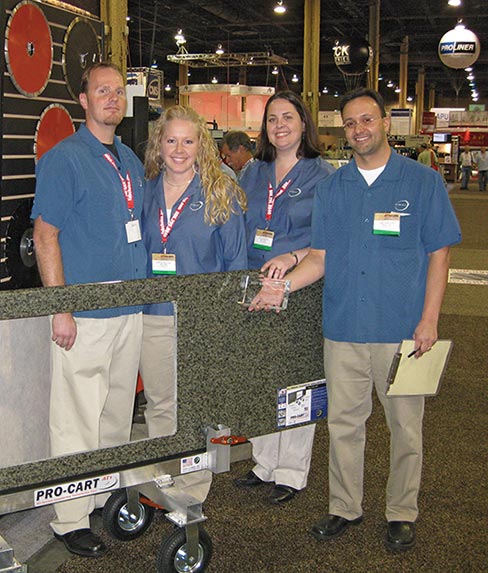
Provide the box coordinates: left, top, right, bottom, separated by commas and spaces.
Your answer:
408, 348, 420, 358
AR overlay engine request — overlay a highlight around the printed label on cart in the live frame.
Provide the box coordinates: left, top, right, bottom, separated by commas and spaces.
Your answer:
180, 453, 208, 474
277, 379, 327, 428
34, 473, 120, 507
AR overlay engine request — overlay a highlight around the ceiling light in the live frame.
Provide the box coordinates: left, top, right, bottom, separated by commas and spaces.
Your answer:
151, 60, 158, 68
394, 86, 401, 93
274, 1, 287, 14
272, 66, 279, 75
448, 0, 462, 6
467, 73, 474, 80
291, 73, 299, 83
216, 44, 224, 55
387, 80, 394, 88
333, 91, 339, 97
407, 95, 413, 102
164, 84, 171, 92
322, 86, 329, 93
211, 76, 218, 84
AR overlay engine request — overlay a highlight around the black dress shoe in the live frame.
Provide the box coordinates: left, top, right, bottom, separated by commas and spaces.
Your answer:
234, 470, 266, 488
310, 514, 363, 540
54, 528, 107, 558
385, 521, 416, 551
269, 484, 297, 504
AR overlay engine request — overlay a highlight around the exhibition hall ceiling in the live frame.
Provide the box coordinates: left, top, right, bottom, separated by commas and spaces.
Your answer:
127, 0, 488, 104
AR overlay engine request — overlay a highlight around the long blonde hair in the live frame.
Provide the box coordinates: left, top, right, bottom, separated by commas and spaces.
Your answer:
144, 105, 246, 225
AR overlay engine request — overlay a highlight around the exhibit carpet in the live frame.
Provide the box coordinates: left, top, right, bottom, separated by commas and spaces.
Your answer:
42, 190, 488, 572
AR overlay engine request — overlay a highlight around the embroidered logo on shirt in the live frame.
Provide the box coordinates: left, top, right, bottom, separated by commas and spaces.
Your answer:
288, 188, 302, 197
394, 199, 410, 211
190, 201, 204, 211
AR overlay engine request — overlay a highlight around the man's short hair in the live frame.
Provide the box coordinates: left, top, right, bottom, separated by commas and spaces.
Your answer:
80, 62, 123, 94
340, 87, 387, 118
222, 131, 253, 152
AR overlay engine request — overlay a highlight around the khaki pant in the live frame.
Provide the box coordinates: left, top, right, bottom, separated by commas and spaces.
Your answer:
49, 313, 143, 535
324, 338, 424, 522
139, 314, 177, 438
139, 313, 212, 503
251, 424, 316, 490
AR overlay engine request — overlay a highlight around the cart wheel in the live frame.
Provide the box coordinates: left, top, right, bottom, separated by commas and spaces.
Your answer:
102, 489, 155, 541
157, 526, 212, 573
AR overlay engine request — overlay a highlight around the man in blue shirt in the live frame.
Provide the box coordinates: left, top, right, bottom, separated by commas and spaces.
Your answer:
250, 88, 461, 551
32, 63, 146, 558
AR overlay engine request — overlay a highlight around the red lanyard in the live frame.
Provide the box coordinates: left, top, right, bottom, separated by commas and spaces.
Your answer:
266, 179, 291, 222
103, 153, 134, 210
159, 196, 190, 245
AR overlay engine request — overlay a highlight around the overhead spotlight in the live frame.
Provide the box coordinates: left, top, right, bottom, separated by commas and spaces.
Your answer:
407, 95, 414, 102
164, 84, 171, 92
216, 44, 224, 55
333, 91, 339, 97
291, 73, 299, 83
387, 80, 394, 88
274, 1, 287, 14
467, 73, 475, 80
394, 86, 401, 93
448, 0, 462, 6
322, 86, 329, 93
211, 76, 218, 84
464, 67, 473, 72
272, 66, 279, 75
151, 60, 158, 69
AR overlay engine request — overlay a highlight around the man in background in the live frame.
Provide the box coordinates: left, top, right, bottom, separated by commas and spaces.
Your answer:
476, 146, 488, 192
221, 130, 254, 179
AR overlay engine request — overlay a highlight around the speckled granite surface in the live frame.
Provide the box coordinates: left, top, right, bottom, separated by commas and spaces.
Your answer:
0, 272, 324, 492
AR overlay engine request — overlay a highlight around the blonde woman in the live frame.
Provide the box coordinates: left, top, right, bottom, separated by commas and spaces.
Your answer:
140, 105, 247, 500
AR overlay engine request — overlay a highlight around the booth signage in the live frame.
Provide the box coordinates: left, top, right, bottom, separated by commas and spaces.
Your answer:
34, 473, 120, 507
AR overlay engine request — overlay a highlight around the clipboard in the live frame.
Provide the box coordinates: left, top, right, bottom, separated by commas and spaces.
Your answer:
386, 339, 453, 397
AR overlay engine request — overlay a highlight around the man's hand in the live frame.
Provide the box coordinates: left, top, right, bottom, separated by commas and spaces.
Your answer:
248, 278, 288, 312
52, 313, 77, 351
412, 318, 437, 358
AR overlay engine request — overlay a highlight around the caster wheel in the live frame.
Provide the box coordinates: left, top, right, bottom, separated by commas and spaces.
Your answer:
157, 526, 212, 573
102, 489, 155, 541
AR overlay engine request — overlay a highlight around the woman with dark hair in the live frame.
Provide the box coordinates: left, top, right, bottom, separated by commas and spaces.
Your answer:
235, 91, 334, 504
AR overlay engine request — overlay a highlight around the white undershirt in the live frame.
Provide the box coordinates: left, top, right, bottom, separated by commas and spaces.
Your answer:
357, 165, 386, 186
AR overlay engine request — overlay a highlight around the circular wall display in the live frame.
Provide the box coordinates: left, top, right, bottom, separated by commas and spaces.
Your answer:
5, 1, 53, 97
34, 104, 75, 161
62, 17, 101, 101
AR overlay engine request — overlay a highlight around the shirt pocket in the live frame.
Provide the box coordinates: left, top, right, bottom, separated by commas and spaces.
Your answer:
377, 213, 419, 250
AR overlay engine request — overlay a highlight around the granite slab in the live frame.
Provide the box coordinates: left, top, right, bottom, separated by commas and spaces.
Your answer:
0, 271, 324, 492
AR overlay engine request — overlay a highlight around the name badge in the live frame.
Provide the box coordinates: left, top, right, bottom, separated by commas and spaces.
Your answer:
373, 212, 400, 236
152, 253, 176, 275
253, 229, 274, 251
125, 219, 141, 243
